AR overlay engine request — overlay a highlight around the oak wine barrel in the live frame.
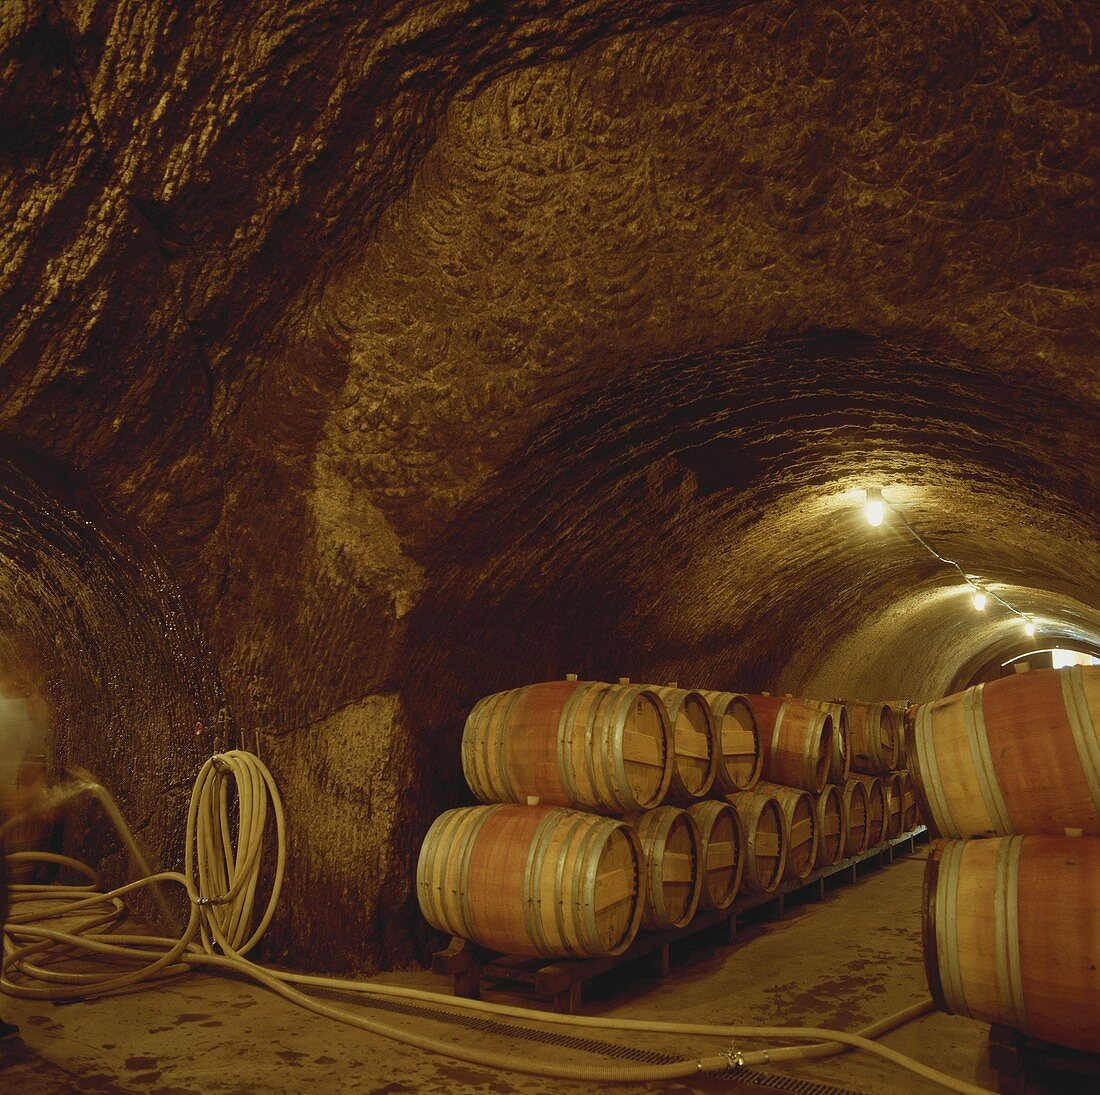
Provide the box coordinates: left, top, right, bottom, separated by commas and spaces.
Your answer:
462, 679, 672, 813
754, 781, 818, 881
883, 772, 904, 839
807, 700, 850, 783
417, 804, 643, 958
815, 783, 846, 868
852, 774, 887, 848
642, 684, 718, 802
687, 800, 745, 911
728, 790, 788, 894
907, 666, 1100, 838
842, 777, 870, 857
898, 770, 919, 831
842, 701, 899, 775
698, 690, 762, 793
621, 806, 703, 930
923, 835, 1100, 1053
743, 695, 833, 793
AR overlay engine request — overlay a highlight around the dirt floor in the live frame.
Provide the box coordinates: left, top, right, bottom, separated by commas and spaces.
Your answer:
0, 844, 1085, 1094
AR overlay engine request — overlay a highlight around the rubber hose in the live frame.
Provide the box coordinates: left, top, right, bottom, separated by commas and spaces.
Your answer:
1, 753, 995, 1094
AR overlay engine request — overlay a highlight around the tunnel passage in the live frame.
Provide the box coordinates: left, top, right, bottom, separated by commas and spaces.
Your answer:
0, 439, 227, 900
359, 329, 1100, 963
0, 0, 1097, 975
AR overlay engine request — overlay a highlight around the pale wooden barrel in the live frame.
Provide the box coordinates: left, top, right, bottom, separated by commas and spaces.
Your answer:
754, 781, 817, 881
462, 679, 673, 813
852, 774, 887, 848
883, 772, 904, 839
898, 769, 919, 831
687, 800, 745, 911
814, 783, 846, 868
417, 804, 644, 958
698, 690, 762, 793
639, 684, 718, 802
621, 806, 703, 930
907, 666, 1100, 838
728, 791, 788, 894
807, 700, 850, 784
923, 835, 1100, 1053
743, 695, 833, 793
841, 701, 899, 775
842, 777, 870, 857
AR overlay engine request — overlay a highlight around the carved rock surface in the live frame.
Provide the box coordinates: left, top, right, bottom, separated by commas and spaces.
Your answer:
0, 1, 1096, 968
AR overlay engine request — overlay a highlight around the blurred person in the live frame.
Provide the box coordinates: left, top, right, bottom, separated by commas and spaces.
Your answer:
0, 642, 52, 1042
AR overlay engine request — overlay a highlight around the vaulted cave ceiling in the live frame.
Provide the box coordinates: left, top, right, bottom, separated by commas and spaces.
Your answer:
1, 0, 1097, 968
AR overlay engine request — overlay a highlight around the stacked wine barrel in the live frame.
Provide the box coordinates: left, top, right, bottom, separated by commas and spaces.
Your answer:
907, 666, 1100, 1053
419, 673, 925, 963
739, 693, 924, 863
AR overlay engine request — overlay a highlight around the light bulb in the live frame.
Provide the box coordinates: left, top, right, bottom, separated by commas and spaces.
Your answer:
865, 487, 884, 527
972, 590, 987, 612
1024, 621, 1036, 637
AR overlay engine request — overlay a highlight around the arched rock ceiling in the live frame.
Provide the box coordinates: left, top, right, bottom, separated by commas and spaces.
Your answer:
1, 0, 1097, 968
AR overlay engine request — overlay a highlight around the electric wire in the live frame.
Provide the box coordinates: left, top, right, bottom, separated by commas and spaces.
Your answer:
2, 756, 995, 1093
883, 498, 1032, 624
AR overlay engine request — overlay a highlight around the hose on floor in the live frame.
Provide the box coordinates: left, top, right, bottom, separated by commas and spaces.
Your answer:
1, 752, 994, 1093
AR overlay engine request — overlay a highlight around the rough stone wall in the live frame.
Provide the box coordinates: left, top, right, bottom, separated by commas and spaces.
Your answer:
0, 1, 1096, 969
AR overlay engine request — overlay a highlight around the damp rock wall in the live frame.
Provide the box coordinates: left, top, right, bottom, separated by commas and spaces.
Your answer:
0, 1, 1096, 969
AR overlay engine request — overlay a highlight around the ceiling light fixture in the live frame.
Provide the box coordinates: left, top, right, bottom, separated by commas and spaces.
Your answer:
864, 487, 885, 527
863, 486, 1040, 631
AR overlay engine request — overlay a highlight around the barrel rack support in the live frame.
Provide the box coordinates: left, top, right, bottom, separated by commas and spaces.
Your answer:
431, 827, 928, 1014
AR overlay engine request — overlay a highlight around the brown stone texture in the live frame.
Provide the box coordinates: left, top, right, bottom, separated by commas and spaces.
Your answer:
0, 1, 1096, 968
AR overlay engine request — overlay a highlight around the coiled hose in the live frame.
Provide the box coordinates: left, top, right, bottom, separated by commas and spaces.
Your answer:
1, 752, 994, 1092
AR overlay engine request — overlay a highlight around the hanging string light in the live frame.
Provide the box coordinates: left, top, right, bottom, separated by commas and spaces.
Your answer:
865, 486, 1039, 633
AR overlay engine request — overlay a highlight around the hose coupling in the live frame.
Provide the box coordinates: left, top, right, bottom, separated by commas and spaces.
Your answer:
724, 1044, 745, 1071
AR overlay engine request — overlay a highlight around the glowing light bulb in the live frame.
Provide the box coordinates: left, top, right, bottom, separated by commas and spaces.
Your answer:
1024, 621, 1036, 637
865, 487, 884, 527
972, 589, 987, 612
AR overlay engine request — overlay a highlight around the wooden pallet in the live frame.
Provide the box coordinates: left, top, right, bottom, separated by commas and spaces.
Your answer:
987, 1023, 1100, 1094
432, 826, 929, 1013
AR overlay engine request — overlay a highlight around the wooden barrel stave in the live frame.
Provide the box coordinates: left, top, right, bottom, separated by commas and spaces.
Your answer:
622, 806, 703, 930
687, 799, 745, 910
923, 835, 1100, 1052
807, 700, 851, 784
743, 695, 833, 793
883, 772, 904, 839
839, 701, 899, 775
898, 769, 920, 831
753, 780, 818, 881
728, 791, 789, 894
908, 666, 1100, 838
644, 686, 719, 803
851, 774, 887, 848
699, 690, 763, 794
842, 777, 870, 857
417, 804, 644, 958
815, 783, 846, 867
462, 679, 673, 813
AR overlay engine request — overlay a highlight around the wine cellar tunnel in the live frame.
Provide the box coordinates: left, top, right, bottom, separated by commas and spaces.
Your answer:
0, 1, 1097, 1092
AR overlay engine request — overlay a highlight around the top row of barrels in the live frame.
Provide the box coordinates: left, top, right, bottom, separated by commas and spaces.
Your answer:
462, 675, 904, 814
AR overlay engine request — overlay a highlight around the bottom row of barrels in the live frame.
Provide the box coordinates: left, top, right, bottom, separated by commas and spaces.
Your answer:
417, 773, 919, 961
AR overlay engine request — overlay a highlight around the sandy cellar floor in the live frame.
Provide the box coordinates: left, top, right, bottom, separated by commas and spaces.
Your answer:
0, 845, 1085, 1095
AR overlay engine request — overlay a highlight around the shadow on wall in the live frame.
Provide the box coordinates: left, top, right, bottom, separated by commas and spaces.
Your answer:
0, 437, 227, 907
